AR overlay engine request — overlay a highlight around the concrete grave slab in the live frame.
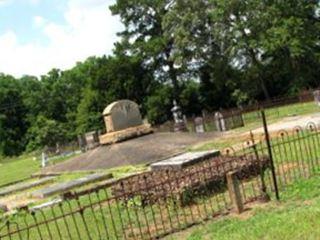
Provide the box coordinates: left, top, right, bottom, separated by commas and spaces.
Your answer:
31, 173, 112, 199
151, 150, 220, 170
0, 177, 55, 197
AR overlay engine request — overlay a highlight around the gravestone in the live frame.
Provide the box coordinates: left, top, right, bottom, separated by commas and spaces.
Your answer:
314, 90, 320, 106
99, 100, 153, 145
194, 117, 205, 133
0, 177, 55, 197
32, 173, 112, 199
150, 150, 220, 170
84, 131, 99, 150
215, 112, 226, 131
214, 111, 244, 132
171, 100, 188, 132
103, 100, 143, 133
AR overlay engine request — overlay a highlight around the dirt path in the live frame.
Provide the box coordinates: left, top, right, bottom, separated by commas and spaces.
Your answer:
43, 132, 221, 173
251, 112, 320, 135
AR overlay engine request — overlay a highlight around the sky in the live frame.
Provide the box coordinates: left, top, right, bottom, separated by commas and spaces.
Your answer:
0, 0, 123, 77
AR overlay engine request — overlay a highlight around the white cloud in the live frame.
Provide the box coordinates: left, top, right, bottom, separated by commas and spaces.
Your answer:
0, 0, 11, 6
29, 0, 40, 5
33, 16, 46, 27
0, 0, 123, 77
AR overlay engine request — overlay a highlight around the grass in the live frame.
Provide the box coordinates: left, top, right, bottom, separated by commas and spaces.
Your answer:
0, 101, 317, 187
167, 175, 320, 240
0, 155, 40, 187
193, 101, 319, 152
1, 130, 320, 239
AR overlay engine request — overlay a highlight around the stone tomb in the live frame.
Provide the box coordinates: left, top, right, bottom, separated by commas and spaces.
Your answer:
32, 173, 112, 199
0, 177, 55, 197
99, 100, 153, 145
150, 150, 220, 170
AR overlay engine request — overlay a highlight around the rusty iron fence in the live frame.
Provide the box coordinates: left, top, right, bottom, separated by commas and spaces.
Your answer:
156, 89, 318, 133
1, 113, 320, 239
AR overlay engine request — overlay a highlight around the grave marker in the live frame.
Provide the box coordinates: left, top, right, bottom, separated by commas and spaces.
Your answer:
103, 100, 143, 133
31, 173, 112, 198
99, 100, 153, 145
194, 117, 205, 133
314, 90, 320, 106
0, 177, 55, 197
150, 150, 220, 170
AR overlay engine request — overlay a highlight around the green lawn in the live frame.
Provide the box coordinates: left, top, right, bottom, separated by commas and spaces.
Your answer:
0, 155, 40, 187
167, 175, 320, 240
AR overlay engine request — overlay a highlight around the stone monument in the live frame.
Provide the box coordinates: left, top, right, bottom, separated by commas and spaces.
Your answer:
214, 110, 244, 132
99, 100, 153, 145
314, 90, 320, 106
84, 131, 100, 150
194, 117, 205, 133
214, 111, 226, 132
171, 100, 188, 132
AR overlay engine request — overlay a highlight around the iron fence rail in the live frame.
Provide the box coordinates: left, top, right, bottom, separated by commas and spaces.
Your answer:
1, 119, 320, 239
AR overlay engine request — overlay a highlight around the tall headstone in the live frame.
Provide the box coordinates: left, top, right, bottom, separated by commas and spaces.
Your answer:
99, 100, 152, 145
171, 100, 188, 132
194, 117, 205, 133
103, 100, 143, 132
214, 111, 226, 132
314, 90, 320, 106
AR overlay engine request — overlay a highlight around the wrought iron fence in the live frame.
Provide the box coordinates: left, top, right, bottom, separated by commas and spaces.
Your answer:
156, 89, 318, 133
1, 115, 320, 239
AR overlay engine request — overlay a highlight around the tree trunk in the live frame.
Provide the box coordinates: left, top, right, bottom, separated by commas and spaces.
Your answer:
248, 48, 271, 100
259, 76, 270, 100
168, 60, 179, 100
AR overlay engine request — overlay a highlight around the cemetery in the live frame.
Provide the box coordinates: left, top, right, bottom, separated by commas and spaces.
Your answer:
1, 1, 320, 238
0, 94, 318, 240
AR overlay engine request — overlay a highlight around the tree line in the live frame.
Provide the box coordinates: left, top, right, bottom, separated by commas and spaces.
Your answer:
0, 0, 319, 156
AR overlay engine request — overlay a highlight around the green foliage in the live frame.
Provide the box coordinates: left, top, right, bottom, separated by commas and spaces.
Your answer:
0, 1, 320, 156
26, 115, 67, 151
0, 74, 27, 156
145, 84, 173, 124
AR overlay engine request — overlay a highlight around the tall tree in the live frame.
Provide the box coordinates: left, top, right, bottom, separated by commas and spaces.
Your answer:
0, 74, 27, 156
110, 0, 183, 100
163, 0, 320, 100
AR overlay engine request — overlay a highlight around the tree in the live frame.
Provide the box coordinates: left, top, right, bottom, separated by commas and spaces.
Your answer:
26, 115, 67, 151
110, 0, 183, 100
210, 0, 320, 99
163, 0, 320, 100
0, 74, 27, 156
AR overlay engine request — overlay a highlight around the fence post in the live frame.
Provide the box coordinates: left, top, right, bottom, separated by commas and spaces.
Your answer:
261, 110, 280, 200
250, 131, 270, 202
226, 171, 244, 214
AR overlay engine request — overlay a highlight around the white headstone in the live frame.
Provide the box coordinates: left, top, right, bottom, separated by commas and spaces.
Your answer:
314, 90, 320, 106
194, 117, 205, 133
214, 112, 226, 131
103, 100, 143, 133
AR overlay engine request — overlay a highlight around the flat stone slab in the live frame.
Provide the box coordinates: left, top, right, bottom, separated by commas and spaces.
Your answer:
0, 177, 55, 197
31, 173, 112, 199
151, 150, 220, 170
